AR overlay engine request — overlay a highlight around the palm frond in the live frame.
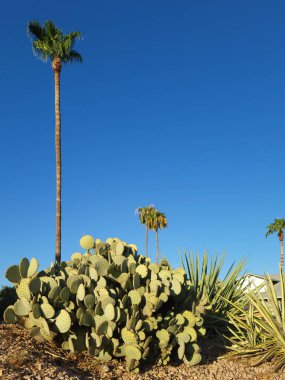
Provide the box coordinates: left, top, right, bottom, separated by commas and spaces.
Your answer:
27, 20, 45, 40
27, 20, 83, 65
64, 50, 83, 64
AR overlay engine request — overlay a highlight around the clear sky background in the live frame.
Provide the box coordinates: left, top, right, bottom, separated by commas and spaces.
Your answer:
0, 0, 284, 285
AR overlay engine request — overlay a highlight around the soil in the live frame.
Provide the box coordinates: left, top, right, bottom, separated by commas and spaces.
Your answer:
0, 324, 284, 380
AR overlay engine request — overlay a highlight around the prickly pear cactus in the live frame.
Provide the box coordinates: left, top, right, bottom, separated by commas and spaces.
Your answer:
4, 235, 204, 372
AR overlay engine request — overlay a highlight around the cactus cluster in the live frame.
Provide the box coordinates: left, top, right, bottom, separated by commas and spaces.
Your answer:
4, 235, 206, 372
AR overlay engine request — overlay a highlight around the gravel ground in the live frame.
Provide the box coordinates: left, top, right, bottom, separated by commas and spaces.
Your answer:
0, 324, 284, 380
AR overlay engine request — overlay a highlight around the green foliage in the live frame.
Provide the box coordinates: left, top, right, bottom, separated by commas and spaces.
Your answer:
0, 286, 17, 321
181, 250, 247, 336
265, 218, 285, 238
27, 20, 82, 64
226, 268, 285, 371
4, 235, 205, 373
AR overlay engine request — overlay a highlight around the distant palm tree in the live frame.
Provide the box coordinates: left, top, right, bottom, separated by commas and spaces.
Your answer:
136, 205, 156, 257
150, 211, 168, 264
28, 20, 83, 264
266, 218, 285, 269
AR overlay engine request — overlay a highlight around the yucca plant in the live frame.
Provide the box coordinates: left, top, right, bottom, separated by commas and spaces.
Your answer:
181, 251, 247, 336
226, 268, 285, 370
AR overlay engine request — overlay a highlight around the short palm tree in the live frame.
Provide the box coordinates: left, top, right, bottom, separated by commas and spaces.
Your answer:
28, 20, 83, 264
266, 218, 285, 269
150, 211, 168, 264
135, 205, 157, 257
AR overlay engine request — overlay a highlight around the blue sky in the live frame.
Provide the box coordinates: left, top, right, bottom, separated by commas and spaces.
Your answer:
0, 1, 284, 285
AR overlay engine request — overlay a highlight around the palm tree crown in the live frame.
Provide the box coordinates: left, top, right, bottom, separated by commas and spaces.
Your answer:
28, 20, 82, 65
266, 219, 285, 240
266, 218, 285, 269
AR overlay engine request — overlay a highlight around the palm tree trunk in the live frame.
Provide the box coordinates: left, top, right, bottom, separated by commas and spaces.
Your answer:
280, 239, 284, 269
53, 59, 62, 264
156, 229, 159, 264
145, 226, 148, 257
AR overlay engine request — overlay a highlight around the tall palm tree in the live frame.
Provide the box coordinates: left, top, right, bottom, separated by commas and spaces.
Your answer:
28, 20, 82, 264
150, 211, 168, 264
266, 218, 285, 269
135, 205, 157, 257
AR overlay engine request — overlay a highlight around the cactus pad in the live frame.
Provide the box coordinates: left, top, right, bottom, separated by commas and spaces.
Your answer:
16, 278, 31, 300
14, 299, 32, 316
136, 264, 148, 278
122, 328, 137, 345
129, 290, 141, 305
125, 345, 142, 360
5, 265, 21, 284
55, 310, 71, 333
19, 258, 30, 278
80, 235, 95, 250
104, 303, 115, 321
115, 242, 125, 255
40, 303, 55, 319
27, 258, 39, 277
4, 306, 17, 324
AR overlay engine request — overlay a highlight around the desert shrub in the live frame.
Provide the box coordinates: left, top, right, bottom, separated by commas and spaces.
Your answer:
4, 235, 205, 373
226, 268, 285, 370
0, 286, 17, 320
181, 251, 247, 337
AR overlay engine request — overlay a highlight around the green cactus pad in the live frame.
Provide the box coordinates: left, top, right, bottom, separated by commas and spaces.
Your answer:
14, 299, 32, 316
122, 328, 137, 345
89, 267, 98, 281
136, 264, 148, 278
129, 290, 141, 305
16, 279, 31, 300
40, 303, 55, 319
178, 342, 185, 360
184, 326, 197, 341
97, 320, 108, 335
33, 303, 41, 319
138, 331, 146, 341
195, 316, 204, 327
104, 303, 116, 321
183, 311, 196, 327
27, 258, 39, 277
5, 265, 21, 284
48, 286, 61, 302
3, 306, 17, 324
29, 277, 41, 294
177, 332, 190, 345
60, 287, 70, 302
133, 273, 140, 289
77, 283, 85, 301
80, 235, 95, 250
84, 294, 95, 309
112, 255, 126, 266
19, 258, 30, 278
135, 319, 143, 331
55, 309, 71, 333
70, 278, 82, 294
41, 317, 50, 335
80, 311, 94, 327
71, 252, 82, 262
125, 345, 142, 361
170, 279, 182, 295
176, 314, 185, 325
94, 258, 110, 276
156, 329, 170, 343
115, 242, 125, 255
184, 352, 202, 366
